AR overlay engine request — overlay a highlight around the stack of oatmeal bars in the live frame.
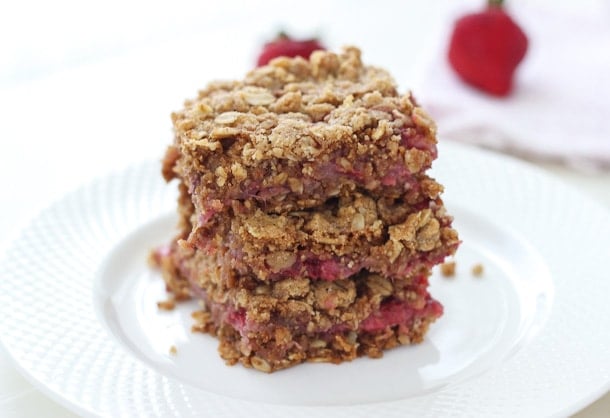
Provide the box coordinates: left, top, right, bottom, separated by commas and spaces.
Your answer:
154, 47, 459, 372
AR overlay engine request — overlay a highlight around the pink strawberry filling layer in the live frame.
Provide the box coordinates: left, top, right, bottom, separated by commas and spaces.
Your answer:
190, 151, 431, 208
221, 295, 441, 336
400, 128, 438, 160
187, 276, 442, 338
275, 251, 451, 281
215, 245, 456, 282
359, 297, 442, 332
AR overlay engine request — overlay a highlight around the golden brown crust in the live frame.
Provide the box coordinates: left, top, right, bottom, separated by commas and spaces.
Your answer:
167, 47, 438, 213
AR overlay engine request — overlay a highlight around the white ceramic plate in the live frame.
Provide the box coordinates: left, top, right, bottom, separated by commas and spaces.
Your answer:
1, 142, 609, 417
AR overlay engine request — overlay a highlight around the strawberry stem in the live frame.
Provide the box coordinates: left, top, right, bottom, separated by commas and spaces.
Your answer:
488, 0, 504, 7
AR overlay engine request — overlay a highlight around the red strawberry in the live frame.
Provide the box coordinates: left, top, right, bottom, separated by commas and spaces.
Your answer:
256, 33, 325, 67
448, 0, 528, 96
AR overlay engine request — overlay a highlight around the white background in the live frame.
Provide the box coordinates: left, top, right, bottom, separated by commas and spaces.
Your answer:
1, 0, 609, 416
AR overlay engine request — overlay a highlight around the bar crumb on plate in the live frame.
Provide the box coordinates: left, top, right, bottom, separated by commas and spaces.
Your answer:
471, 263, 484, 277
440, 261, 456, 277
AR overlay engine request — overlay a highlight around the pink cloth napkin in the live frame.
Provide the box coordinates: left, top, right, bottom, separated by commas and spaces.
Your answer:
418, 2, 610, 171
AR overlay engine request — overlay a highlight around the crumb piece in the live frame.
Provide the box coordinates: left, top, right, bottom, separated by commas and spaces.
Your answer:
169, 345, 177, 355
147, 250, 160, 268
440, 261, 456, 277
148, 245, 170, 268
157, 299, 176, 311
471, 263, 484, 277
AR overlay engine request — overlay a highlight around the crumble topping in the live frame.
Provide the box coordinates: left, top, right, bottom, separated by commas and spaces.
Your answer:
166, 47, 438, 214
157, 299, 176, 311
440, 261, 457, 277
472, 263, 484, 277
200, 188, 456, 258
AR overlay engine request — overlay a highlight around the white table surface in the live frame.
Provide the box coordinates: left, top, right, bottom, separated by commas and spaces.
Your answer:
1, 1, 608, 416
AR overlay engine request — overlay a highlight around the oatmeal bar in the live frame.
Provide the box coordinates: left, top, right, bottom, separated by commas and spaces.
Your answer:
154, 46, 460, 372
163, 47, 438, 215
154, 243, 442, 371
164, 170, 458, 283
189, 189, 458, 282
